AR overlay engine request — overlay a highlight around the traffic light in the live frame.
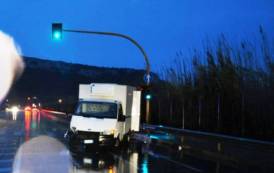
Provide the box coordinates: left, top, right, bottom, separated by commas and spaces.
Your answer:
52, 23, 63, 40
145, 94, 152, 100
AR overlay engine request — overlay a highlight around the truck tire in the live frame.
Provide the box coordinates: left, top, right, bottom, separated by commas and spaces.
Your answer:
122, 133, 131, 146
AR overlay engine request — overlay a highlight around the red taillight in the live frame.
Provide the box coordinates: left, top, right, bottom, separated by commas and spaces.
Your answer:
32, 108, 39, 112
24, 106, 31, 111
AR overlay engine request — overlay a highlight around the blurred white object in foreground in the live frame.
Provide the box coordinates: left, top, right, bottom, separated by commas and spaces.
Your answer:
0, 31, 24, 103
13, 136, 72, 173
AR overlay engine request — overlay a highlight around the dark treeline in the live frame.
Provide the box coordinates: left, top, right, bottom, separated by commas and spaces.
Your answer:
151, 28, 274, 141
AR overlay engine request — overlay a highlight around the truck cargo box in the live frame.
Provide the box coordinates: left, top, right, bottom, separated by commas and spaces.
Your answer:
79, 83, 141, 132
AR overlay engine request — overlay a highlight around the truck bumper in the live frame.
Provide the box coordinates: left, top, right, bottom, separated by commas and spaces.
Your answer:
69, 130, 115, 147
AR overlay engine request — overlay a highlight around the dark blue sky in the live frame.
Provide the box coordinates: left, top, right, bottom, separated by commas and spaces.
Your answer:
0, 0, 273, 70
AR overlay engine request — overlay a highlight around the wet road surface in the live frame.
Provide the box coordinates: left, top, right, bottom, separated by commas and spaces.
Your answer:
0, 110, 247, 173
0, 110, 201, 173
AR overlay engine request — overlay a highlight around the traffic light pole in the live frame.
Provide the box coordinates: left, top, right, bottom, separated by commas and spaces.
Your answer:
146, 99, 150, 123
63, 29, 151, 81
61, 28, 151, 123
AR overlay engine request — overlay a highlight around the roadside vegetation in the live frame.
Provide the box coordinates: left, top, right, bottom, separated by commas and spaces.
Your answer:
152, 27, 274, 141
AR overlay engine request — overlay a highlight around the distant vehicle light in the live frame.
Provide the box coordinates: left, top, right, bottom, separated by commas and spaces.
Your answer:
108, 167, 114, 173
98, 160, 105, 168
25, 106, 31, 111
6, 106, 19, 112
11, 106, 19, 113
32, 108, 39, 112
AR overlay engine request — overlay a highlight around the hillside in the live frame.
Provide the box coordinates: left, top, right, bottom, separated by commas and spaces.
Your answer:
7, 56, 157, 112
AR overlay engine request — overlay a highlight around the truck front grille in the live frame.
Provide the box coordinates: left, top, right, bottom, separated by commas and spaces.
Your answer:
77, 131, 99, 139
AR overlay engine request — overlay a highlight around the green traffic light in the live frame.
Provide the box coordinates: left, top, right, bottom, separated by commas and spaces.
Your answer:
53, 31, 61, 40
146, 94, 152, 100
52, 23, 63, 41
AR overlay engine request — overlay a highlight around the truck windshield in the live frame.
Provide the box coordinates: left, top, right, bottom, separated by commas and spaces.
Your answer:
75, 101, 117, 119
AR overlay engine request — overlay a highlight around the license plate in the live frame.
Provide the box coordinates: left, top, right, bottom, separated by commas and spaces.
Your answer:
84, 139, 94, 144
83, 158, 92, 164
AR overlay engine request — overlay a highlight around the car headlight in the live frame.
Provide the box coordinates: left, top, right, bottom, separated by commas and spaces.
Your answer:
11, 106, 19, 113
6, 106, 19, 112
98, 160, 105, 168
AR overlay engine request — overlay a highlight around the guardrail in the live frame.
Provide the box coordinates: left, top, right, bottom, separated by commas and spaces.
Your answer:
139, 124, 274, 172
142, 124, 274, 148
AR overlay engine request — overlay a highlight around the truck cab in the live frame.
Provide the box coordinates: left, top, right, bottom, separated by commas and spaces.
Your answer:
68, 83, 141, 148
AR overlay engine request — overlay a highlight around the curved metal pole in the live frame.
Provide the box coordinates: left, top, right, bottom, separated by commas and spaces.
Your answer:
63, 29, 151, 82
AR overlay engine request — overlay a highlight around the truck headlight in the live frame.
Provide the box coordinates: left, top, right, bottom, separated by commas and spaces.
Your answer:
102, 129, 115, 135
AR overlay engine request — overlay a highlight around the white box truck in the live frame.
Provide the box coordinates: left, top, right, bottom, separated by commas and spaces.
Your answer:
68, 83, 141, 147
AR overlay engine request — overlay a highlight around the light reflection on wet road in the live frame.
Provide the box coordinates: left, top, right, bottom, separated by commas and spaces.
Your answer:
0, 110, 202, 173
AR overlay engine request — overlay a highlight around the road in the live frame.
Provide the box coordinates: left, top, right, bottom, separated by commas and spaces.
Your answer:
0, 110, 245, 173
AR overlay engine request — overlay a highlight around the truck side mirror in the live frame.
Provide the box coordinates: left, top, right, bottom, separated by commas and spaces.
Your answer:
118, 114, 126, 122
67, 113, 73, 120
